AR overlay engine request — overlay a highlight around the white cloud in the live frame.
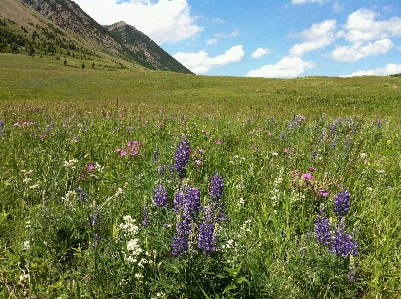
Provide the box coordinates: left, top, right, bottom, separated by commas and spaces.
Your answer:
72, 0, 202, 44
205, 29, 239, 45
173, 45, 245, 74
251, 47, 270, 58
331, 38, 394, 62
344, 8, 401, 43
332, 2, 343, 13
246, 56, 316, 78
291, 0, 326, 4
212, 18, 225, 24
206, 39, 218, 45
289, 19, 336, 57
341, 63, 401, 77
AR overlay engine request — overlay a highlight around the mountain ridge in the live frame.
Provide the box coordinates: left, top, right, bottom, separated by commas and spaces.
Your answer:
0, 0, 193, 74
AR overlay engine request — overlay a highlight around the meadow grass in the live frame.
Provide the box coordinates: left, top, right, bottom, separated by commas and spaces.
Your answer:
1, 53, 401, 298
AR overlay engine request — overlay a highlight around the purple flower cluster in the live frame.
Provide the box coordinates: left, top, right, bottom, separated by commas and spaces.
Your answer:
153, 184, 168, 207
198, 205, 216, 255
172, 187, 200, 257
314, 190, 358, 258
210, 173, 224, 202
333, 190, 350, 218
174, 136, 190, 179
332, 225, 358, 257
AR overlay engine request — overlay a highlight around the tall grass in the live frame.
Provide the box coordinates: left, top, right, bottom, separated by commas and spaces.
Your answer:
1, 53, 401, 298
1, 102, 400, 298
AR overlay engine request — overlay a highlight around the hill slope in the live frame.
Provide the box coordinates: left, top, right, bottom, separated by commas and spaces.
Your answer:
0, 0, 193, 74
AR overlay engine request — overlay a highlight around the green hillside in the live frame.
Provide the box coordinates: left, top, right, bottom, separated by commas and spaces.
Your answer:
1, 53, 400, 119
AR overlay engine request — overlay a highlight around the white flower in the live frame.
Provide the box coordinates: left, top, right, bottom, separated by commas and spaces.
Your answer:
360, 153, 367, 159
64, 159, 78, 168
134, 273, 143, 280
23, 240, 30, 250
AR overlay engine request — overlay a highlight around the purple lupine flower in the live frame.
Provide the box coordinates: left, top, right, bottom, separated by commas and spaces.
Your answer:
314, 212, 332, 248
153, 184, 168, 207
334, 190, 350, 218
172, 219, 190, 257
183, 187, 201, 221
0, 120, 4, 138
198, 205, 216, 255
174, 136, 190, 179
172, 234, 188, 257
210, 173, 224, 202
75, 187, 86, 201
198, 222, 215, 255
141, 207, 150, 226
331, 225, 358, 257
174, 191, 186, 213
153, 149, 159, 162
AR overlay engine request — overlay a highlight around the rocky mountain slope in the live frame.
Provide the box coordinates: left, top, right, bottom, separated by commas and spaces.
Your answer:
0, 0, 193, 74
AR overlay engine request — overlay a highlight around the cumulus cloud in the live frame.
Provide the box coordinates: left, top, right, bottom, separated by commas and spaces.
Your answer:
331, 38, 394, 62
251, 47, 270, 58
73, 0, 202, 44
341, 63, 401, 77
343, 8, 401, 43
289, 19, 337, 57
246, 56, 316, 78
173, 45, 245, 74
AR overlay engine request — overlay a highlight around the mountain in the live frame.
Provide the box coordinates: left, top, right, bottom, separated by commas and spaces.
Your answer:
0, 0, 194, 74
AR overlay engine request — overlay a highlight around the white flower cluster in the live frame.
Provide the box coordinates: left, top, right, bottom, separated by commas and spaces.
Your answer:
64, 158, 78, 168
291, 190, 306, 202
118, 215, 155, 281
21, 170, 40, 189
119, 215, 139, 238
271, 168, 284, 207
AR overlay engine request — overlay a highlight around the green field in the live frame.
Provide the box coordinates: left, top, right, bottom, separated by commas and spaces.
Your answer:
1, 53, 401, 298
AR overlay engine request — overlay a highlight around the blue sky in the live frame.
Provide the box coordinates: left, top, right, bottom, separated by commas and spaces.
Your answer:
73, 0, 401, 78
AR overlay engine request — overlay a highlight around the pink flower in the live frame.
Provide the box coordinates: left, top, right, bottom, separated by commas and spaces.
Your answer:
309, 167, 316, 171
215, 140, 223, 145
268, 132, 273, 136
319, 189, 329, 197
131, 150, 138, 156
199, 148, 205, 153
284, 148, 290, 153
302, 173, 314, 180
87, 163, 95, 171
249, 130, 254, 134
195, 159, 202, 165
120, 150, 127, 156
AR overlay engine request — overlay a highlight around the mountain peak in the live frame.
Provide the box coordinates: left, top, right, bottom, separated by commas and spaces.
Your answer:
0, 0, 193, 74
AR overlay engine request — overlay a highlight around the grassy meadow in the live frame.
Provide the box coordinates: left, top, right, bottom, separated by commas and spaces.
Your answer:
1, 53, 401, 298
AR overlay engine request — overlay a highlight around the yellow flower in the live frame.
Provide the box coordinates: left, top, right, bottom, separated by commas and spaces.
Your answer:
387, 140, 391, 145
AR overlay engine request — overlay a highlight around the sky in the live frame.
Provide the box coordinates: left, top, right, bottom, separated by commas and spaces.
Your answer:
72, 0, 401, 78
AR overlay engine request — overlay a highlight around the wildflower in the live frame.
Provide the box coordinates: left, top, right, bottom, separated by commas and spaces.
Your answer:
319, 189, 329, 197
312, 149, 318, 160
333, 190, 350, 218
284, 148, 289, 153
153, 149, 159, 162
153, 184, 168, 207
172, 219, 190, 257
87, 163, 95, 171
75, 187, 86, 201
302, 173, 314, 180
183, 187, 201, 221
210, 173, 224, 202
331, 224, 358, 257
174, 136, 190, 179
198, 221, 215, 255
23, 240, 30, 251
141, 208, 150, 227
314, 211, 332, 248
215, 139, 223, 145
